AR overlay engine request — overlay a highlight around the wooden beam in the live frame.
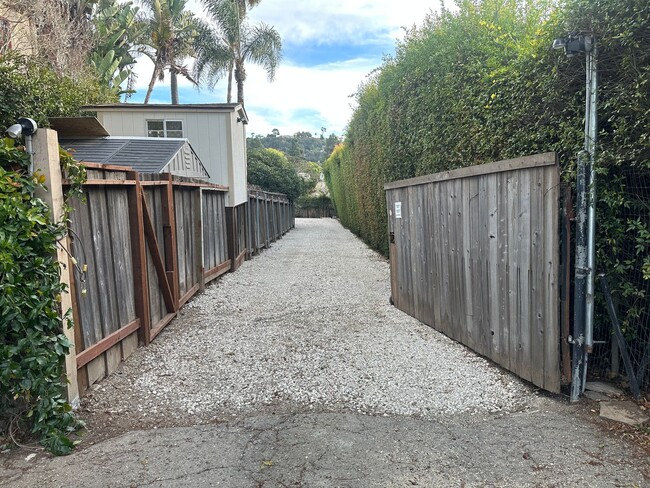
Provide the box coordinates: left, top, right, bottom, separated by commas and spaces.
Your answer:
63, 179, 137, 186
204, 260, 231, 282
226, 206, 237, 272
235, 250, 246, 269
127, 172, 151, 346
141, 195, 176, 313
384, 152, 557, 190
82, 161, 134, 171
33, 129, 79, 407
149, 312, 176, 342
161, 173, 180, 308
141, 180, 229, 191
76, 319, 140, 369
179, 283, 200, 308
194, 188, 205, 293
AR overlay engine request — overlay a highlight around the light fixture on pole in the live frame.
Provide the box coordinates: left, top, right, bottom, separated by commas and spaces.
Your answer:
553, 33, 597, 402
6, 117, 38, 175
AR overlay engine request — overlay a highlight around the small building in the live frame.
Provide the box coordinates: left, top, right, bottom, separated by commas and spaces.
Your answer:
83, 104, 248, 207
60, 137, 209, 179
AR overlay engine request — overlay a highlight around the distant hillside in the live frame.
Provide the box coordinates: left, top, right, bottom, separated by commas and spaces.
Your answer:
248, 130, 341, 164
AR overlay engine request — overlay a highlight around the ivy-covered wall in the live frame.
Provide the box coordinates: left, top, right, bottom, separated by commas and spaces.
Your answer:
324, 0, 649, 378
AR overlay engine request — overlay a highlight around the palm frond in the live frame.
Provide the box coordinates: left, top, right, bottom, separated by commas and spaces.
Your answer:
242, 22, 282, 81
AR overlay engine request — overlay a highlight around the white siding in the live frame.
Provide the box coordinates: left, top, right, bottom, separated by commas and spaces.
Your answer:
228, 111, 248, 206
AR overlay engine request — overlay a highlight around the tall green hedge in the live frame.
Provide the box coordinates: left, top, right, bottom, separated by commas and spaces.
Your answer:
324, 0, 649, 355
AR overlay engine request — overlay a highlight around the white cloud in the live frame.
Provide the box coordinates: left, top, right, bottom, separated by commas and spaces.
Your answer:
242, 58, 376, 136
127, 0, 450, 137
248, 0, 444, 45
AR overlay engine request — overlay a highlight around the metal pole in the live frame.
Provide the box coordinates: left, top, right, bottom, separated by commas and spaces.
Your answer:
25, 134, 34, 176
584, 37, 598, 358
570, 150, 589, 402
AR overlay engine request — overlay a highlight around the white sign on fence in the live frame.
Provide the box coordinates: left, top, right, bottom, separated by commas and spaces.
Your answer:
395, 201, 402, 219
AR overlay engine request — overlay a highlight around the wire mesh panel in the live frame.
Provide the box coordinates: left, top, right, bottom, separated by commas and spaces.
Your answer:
589, 165, 650, 391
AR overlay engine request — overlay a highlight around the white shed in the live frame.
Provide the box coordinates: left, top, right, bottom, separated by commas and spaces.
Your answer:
83, 104, 248, 207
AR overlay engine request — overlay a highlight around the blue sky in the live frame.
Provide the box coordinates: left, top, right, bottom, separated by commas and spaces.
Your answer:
130, 1, 448, 138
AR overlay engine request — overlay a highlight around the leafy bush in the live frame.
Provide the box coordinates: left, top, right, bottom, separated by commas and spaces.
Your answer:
0, 140, 82, 455
0, 52, 116, 133
248, 148, 305, 201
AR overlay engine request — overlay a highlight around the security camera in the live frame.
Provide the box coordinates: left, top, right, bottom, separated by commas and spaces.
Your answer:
6, 123, 23, 139
552, 35, 593, 57
552, 38, 567, 50
5, 117, 38, 139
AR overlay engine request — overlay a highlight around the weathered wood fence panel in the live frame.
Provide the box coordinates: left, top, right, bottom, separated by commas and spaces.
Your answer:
202, 189, 230, 283
67, 165, 296, 394
68, 166, 139, 390
248, 190, 294, 256
385, 153, 562, 392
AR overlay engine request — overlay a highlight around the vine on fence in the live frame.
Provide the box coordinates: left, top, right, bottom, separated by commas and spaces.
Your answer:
0, 139, 84, 455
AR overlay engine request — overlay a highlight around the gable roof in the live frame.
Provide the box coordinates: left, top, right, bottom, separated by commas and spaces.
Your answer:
61, 137, 208, 177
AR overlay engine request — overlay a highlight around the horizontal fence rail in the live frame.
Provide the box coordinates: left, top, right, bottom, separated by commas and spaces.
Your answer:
66, 163, 293, 394
385, 153, 563, 393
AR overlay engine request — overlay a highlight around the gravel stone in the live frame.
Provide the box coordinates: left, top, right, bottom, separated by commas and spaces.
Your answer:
84, 218, 533, 424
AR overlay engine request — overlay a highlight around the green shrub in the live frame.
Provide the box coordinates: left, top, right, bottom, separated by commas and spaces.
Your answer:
0, 52, 116, 132
248, 148, 304, 201
0, 140, 82, 455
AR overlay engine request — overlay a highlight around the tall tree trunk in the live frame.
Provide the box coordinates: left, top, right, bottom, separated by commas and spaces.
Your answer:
227, 60, 234, 103
170, 68, 179, 104
235, 62, 245, 105
144, 64, 162, 104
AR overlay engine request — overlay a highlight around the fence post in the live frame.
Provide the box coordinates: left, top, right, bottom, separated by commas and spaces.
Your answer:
127, 171, 151, 346
32, 129, 80, 408
161, 174, 179, 308
226, 206, 237, 271
196, 188, 205, 292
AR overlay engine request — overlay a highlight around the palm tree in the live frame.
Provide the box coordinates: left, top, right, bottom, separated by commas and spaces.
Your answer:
140, 0, 199, 104
194, 0, 281, 105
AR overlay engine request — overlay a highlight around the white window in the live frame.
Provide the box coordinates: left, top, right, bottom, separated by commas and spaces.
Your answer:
147, 120, 184, 138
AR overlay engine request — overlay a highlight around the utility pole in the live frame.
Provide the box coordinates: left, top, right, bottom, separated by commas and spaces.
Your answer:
553, 34, 597, 402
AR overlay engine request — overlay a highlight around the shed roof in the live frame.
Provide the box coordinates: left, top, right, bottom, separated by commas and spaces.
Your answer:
83, 103, 249, 124
61, 137, 190, 174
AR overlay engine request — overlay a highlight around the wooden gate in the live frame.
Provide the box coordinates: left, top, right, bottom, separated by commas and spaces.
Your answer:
385, 153, 563, 392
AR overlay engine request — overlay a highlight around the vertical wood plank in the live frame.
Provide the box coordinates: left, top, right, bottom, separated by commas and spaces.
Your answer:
530, 167, 546, 388
543, 165, 561, 392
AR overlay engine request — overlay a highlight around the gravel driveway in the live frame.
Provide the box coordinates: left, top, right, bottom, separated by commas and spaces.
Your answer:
84, 218, 530, 425
3, 218, 648, 487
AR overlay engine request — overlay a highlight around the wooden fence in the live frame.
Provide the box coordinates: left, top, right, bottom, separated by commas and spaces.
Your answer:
248, 190, 294, 256
385, 153, 563, 393
67, 164, 293, 393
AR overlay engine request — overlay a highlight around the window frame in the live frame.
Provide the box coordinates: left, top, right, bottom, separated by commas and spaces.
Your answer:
146, 119, 184, 138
